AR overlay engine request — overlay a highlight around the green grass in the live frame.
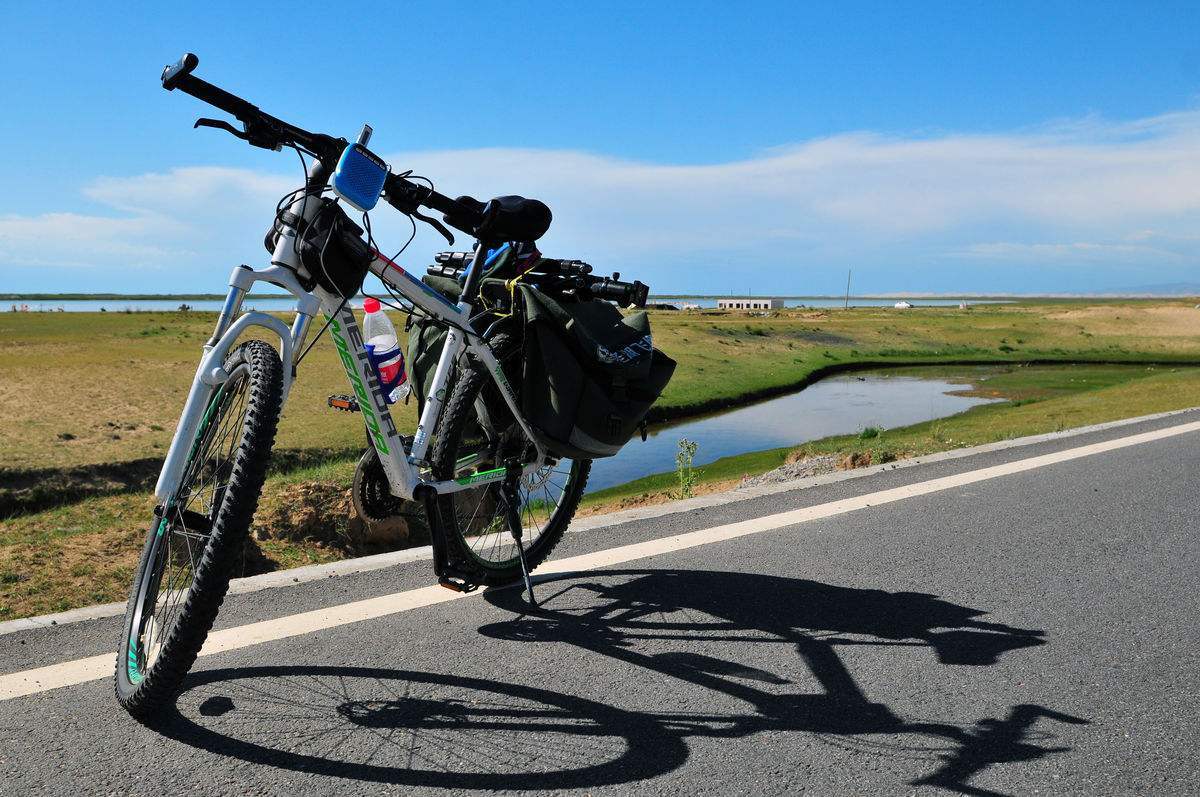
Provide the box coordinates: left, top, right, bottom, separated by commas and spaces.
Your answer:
3, 300, 1200, 471
3, 363, 1198, 619
581, 446, 796, 509
3, 301, 1200, 619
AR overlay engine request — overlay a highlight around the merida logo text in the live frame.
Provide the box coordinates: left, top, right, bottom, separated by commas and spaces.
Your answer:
330, 311, 398, 454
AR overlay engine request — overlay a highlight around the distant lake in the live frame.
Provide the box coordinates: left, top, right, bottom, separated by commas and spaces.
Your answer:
8, 296, 1012, 312
5, 298, 304, 313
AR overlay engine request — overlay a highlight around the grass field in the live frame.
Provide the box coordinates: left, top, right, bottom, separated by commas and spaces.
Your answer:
2, 300, 1199, 619
3, 300, 1200, 472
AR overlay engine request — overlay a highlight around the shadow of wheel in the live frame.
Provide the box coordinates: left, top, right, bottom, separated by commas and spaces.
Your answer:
153, 665, 686, 789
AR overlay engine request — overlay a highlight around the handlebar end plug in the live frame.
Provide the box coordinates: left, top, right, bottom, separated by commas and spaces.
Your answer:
162, 52, 199, 90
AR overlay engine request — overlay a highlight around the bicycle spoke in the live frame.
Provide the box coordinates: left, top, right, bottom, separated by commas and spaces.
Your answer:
134, 368, 251, 675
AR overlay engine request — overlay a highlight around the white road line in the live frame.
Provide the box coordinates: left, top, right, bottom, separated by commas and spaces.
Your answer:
3, 418, 1198, 702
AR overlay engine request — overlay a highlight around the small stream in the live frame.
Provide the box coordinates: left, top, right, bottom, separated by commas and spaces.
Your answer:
587, 373, 1001, 492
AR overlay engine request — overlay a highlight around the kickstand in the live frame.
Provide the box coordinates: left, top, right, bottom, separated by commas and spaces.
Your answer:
501, 479, 536, 607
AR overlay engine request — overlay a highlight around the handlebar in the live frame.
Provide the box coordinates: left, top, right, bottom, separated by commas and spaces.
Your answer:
162, 53, 342, 158
428, 256, 649, 308
160, 53, 482, 231
381, 175, 481, 236
160, 52, 647, 306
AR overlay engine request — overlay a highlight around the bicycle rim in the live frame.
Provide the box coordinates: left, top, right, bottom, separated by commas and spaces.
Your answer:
126, 365, 249, 681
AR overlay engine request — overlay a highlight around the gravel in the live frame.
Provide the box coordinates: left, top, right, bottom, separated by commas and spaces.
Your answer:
737, 453, 841, 488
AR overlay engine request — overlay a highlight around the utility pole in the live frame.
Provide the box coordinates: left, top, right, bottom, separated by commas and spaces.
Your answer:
844, 269, 852, 309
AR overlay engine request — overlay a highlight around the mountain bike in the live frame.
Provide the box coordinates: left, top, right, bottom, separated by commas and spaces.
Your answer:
116, 53, 653, 717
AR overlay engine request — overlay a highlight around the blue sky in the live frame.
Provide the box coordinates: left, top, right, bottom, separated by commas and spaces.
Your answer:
3, 1, 1200, 295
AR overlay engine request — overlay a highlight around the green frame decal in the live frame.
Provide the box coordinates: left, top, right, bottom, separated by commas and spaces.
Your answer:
455, 467, 506, 486
329, 313, 391, 455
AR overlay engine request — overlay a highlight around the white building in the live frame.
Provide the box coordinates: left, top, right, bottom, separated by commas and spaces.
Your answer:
894, 301, 914, 309
717, 297, 785, 310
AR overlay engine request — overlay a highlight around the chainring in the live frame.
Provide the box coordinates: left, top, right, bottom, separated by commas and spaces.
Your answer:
352, 448, 411, 522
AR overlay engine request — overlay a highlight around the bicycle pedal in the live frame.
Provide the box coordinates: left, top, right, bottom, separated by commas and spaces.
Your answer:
438, 576, 479, 593
327, 394, 360, 412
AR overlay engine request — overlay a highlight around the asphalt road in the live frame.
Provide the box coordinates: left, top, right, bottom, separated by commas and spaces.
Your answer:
1, 410, 1198, 796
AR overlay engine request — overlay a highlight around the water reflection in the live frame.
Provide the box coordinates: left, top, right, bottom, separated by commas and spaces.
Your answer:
588, 374, 1000, 492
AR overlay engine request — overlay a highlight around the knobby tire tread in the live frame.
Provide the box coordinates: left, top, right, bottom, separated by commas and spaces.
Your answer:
116, 340, 283, 718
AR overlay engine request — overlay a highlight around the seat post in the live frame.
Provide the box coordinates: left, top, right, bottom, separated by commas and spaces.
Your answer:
460, 239, 496, 302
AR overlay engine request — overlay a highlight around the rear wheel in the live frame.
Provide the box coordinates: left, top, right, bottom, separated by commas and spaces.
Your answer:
115, 340, 283, 717
430, 334, 589, 586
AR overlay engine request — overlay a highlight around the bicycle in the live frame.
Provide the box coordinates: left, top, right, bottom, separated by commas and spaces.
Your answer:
116, 53, 655, 717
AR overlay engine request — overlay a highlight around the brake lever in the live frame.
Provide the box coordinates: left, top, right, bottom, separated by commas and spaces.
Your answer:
411, 208, 455, 246
194, 117, 283, 151
194, 117, 248, 140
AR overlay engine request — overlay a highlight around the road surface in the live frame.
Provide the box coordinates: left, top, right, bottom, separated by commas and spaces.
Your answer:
1, 409, 1198, 795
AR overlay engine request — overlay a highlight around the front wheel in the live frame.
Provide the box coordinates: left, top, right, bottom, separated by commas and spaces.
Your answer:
430, 333, 590, 586
116, 340, 283, 718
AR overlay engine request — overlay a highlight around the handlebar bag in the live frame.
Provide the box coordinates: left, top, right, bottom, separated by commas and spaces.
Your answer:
263, 199, 372, 298
516, 284, 676, 459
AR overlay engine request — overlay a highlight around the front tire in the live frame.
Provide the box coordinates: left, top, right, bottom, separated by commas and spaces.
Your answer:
116, 340, 283, 718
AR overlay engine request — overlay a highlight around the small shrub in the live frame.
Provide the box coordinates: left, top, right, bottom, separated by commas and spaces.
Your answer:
858, 426, 881, 440
675, 438, 701, 498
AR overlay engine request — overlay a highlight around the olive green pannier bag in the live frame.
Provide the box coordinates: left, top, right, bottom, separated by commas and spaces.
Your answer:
408, 267, 675, 461
515, 283, 676, 460
407, 273, 460, 417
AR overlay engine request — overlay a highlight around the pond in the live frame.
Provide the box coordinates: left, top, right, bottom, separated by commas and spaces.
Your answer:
586, 372, 1000, 492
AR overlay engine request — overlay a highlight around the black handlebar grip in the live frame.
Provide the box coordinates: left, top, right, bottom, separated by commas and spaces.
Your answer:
162, 53, 199, 90
589, 278, 649, 308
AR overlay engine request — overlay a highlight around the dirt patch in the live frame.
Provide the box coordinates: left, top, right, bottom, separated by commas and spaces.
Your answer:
1045, 305, 1200, 337
575, 478, 744, 518
254, 481, 428, 553
839, 452, 873, 469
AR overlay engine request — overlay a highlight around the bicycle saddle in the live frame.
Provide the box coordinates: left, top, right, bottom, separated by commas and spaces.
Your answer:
446, 195, 552, 242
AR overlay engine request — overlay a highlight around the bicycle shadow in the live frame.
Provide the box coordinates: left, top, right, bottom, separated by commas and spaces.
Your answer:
154, 664, 687, 790
151, 569, 1086, 793
480, 569, 1088, 794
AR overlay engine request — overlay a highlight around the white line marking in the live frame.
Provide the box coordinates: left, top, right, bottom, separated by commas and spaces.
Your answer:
3, 418, 1198, 701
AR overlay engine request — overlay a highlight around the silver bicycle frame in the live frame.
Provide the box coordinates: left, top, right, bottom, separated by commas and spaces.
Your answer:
154, 185, 548, 504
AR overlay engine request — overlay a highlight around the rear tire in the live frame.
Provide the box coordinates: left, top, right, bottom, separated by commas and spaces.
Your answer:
115, 340, 283, 718
430, 334, 590, 586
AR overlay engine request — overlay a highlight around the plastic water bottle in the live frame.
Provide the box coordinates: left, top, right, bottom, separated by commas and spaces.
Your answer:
362, 297, 408, 403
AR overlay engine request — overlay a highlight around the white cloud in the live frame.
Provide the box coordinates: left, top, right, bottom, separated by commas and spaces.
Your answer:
0, 212, 186, 269
952, 241, 1186, 263
4, 111, 1200, 291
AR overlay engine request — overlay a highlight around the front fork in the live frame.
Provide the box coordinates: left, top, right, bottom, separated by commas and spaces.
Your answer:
153, 264, 319, 502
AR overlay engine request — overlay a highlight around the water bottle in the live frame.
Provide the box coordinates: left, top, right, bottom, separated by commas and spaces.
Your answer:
362, 297, 409, 404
